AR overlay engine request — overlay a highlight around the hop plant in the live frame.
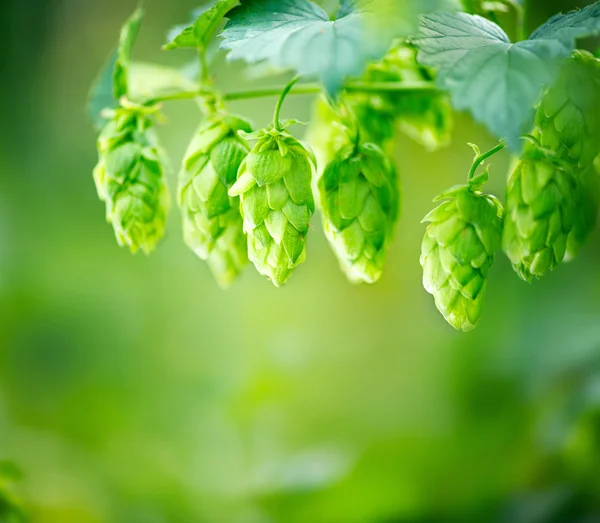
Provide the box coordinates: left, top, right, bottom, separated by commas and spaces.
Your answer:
178, 113, 252, 287
536, 51, 600, 170
229, 125, 316, 287
94, 102, 169, 254
319, 142, 400, 284
502, 146, 577, 281
420, 144, 504, 331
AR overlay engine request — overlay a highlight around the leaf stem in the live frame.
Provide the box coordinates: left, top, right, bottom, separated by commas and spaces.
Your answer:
142, 81, 438, 106
273, 76, 300, 130
198, 47, 210, 84
468, 142, 506, 181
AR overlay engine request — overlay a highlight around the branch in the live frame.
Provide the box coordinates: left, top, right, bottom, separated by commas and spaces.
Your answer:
143, 80, 439, 106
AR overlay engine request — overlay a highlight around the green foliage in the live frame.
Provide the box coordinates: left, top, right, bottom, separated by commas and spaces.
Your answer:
113, 7, 145, 100
420, 146, 504, 331
0, 462, 27, 523
530, 2, 600, 46
229, 126, 316, 286
88, 52, 119, 131
220, 0, 457, 95
416, 12, 567, 149
319, 142, 400, 284
164, 0, 239, 51
502, 146, 577, 281
94, 103, 170, 254
179, 112, 252, 287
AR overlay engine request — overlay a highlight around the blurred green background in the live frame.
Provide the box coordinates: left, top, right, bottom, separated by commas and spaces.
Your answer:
2, 1, 600, 522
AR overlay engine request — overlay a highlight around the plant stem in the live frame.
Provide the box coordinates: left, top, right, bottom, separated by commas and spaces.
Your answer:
468, 142, 506, 181
273, 76, 301, 130
514, 1, 526, 41
143, 81, 438, 106
198, 47, 210, 84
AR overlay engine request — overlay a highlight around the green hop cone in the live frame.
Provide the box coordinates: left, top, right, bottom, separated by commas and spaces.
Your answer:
502, 148, 577, 281
178, 113, 252, 287
420, 176, 503, 332
362, 45, 453, 151
94, 103, 169, 254
319, 143, 400, 284
536, 51, 600, 170
229, 127, 316, 287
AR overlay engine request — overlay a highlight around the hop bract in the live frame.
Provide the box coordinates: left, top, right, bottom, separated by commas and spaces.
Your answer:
94, 104, 169, 254
229, 127, 316, 287
536, 51, 600, 170
178, 113, 252, 287
502, 150, 577, 281
421, 183, 503, 332
319, 143, 400, 284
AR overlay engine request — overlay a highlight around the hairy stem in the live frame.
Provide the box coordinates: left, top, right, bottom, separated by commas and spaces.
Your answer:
143, 80, 438, 106
468, 142, 506, 181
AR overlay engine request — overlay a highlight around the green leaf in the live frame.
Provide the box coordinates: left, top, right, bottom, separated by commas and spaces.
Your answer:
530, 2, 600, 45
164, 0, 239, 51
88, 51, 118, 131
113, 7, 145, 99
416, 12, 568, 148
221, 0, 458, 96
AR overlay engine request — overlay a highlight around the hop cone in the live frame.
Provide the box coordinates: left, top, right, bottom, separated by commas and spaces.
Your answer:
421, 183, 503, 332
362, 45, 453, 151
536, 51, 600, 170
178, 114, 252, 287
502, 150, 577, 281
229, 127, 316, 287
319, 143, 400, 284
94, 104, 169, 254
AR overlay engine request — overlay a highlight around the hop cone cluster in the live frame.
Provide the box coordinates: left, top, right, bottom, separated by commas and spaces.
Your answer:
178, 114, 252, 287
502, 149, 577, 281
421, 182, 503, 332
229, 127, 315, 287
94, 104, 169, 254
536, 51, 600, 170
319, 143, 400, 284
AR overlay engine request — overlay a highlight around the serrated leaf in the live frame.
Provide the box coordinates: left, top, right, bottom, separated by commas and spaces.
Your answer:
221, 0, 458, 96
88, 51, 118, 131
113, 7, 145, 99
164, 0, 239, 51
416, 12, 568, 149
530, 2, 600, 45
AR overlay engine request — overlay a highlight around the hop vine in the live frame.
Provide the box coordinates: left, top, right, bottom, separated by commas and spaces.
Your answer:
87, 0, 600, 330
